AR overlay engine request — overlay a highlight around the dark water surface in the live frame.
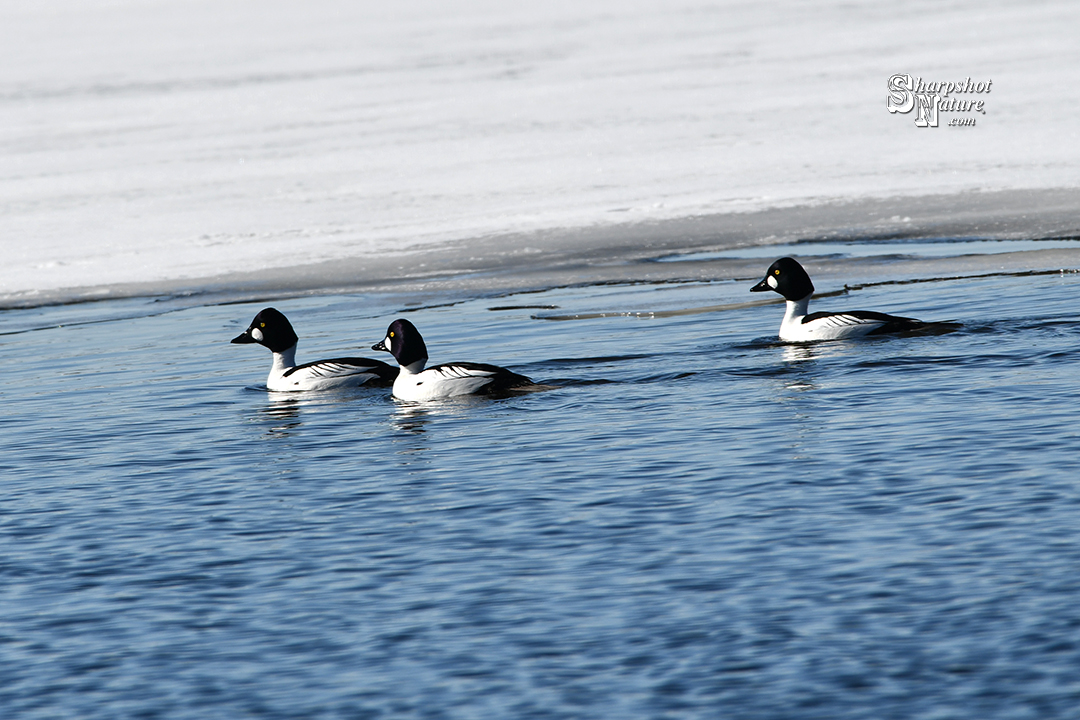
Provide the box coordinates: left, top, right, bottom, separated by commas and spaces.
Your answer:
4, 268, 1080, 718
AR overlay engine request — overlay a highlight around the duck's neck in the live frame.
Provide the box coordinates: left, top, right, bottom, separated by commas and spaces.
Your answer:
271, 344, 298, 374
398, 359, 427, 376
782, 294, 812, 328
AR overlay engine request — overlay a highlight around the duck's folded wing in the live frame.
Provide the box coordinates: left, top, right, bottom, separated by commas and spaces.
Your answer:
283, 357, 398, 384
428, 362, 535, 394
802, 310, 923, 334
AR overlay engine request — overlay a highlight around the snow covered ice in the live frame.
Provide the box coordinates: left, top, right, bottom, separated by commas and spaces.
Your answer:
2, 0, 1079, 305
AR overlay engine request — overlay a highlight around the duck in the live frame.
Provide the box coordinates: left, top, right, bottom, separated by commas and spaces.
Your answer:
750, 257, 929, 342
372, 318, 539, 401
231, 307, 396, 391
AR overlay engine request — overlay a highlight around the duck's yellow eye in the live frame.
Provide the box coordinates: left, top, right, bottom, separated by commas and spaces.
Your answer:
774, 269, 780, 275
389, 331, 395, 338
260, 322, 266, 327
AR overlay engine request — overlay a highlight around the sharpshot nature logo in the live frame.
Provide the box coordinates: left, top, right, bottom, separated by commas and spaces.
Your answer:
887, 74, 991, 128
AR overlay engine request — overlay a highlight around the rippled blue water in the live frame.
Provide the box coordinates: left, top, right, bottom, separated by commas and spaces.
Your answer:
4, 268, 1080, 718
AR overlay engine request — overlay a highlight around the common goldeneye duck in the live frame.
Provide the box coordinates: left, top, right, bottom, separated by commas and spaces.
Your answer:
750, 257, 928, 342
231, 307, 396, 391
371, 318, 540, 401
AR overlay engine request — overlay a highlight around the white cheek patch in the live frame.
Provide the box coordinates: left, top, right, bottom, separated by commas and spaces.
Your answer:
251, 327, 264, 342
767, 275, 779, 290
384, 336, 393, 348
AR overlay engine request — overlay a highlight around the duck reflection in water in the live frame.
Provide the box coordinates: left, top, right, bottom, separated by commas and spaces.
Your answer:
255, 395, 303, 437
391, 403, 431, 435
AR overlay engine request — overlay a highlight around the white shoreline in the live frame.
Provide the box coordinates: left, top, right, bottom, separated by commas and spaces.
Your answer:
4, 187, 1079, 311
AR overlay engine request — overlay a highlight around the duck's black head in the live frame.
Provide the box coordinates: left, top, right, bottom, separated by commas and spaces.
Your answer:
231, 307, 299, 353
372, 318, 428, 367
750, 257, 815, 301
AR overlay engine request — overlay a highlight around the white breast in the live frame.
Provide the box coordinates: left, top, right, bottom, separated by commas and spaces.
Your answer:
780, 313, 886, 342
392, 365, 495, 401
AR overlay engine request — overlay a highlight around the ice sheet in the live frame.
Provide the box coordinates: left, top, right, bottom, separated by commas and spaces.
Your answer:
2, 0, 1079, 306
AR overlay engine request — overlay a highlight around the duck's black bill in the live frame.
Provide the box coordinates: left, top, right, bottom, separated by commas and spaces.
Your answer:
372, 341, 387, 352
750, 278, 772, 292
231, 332, 256, 344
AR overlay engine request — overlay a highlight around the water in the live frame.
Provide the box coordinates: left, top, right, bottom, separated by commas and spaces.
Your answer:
6, 1, 1080, 716
5, 266, 1080, 718
657, 237, 1080, 262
